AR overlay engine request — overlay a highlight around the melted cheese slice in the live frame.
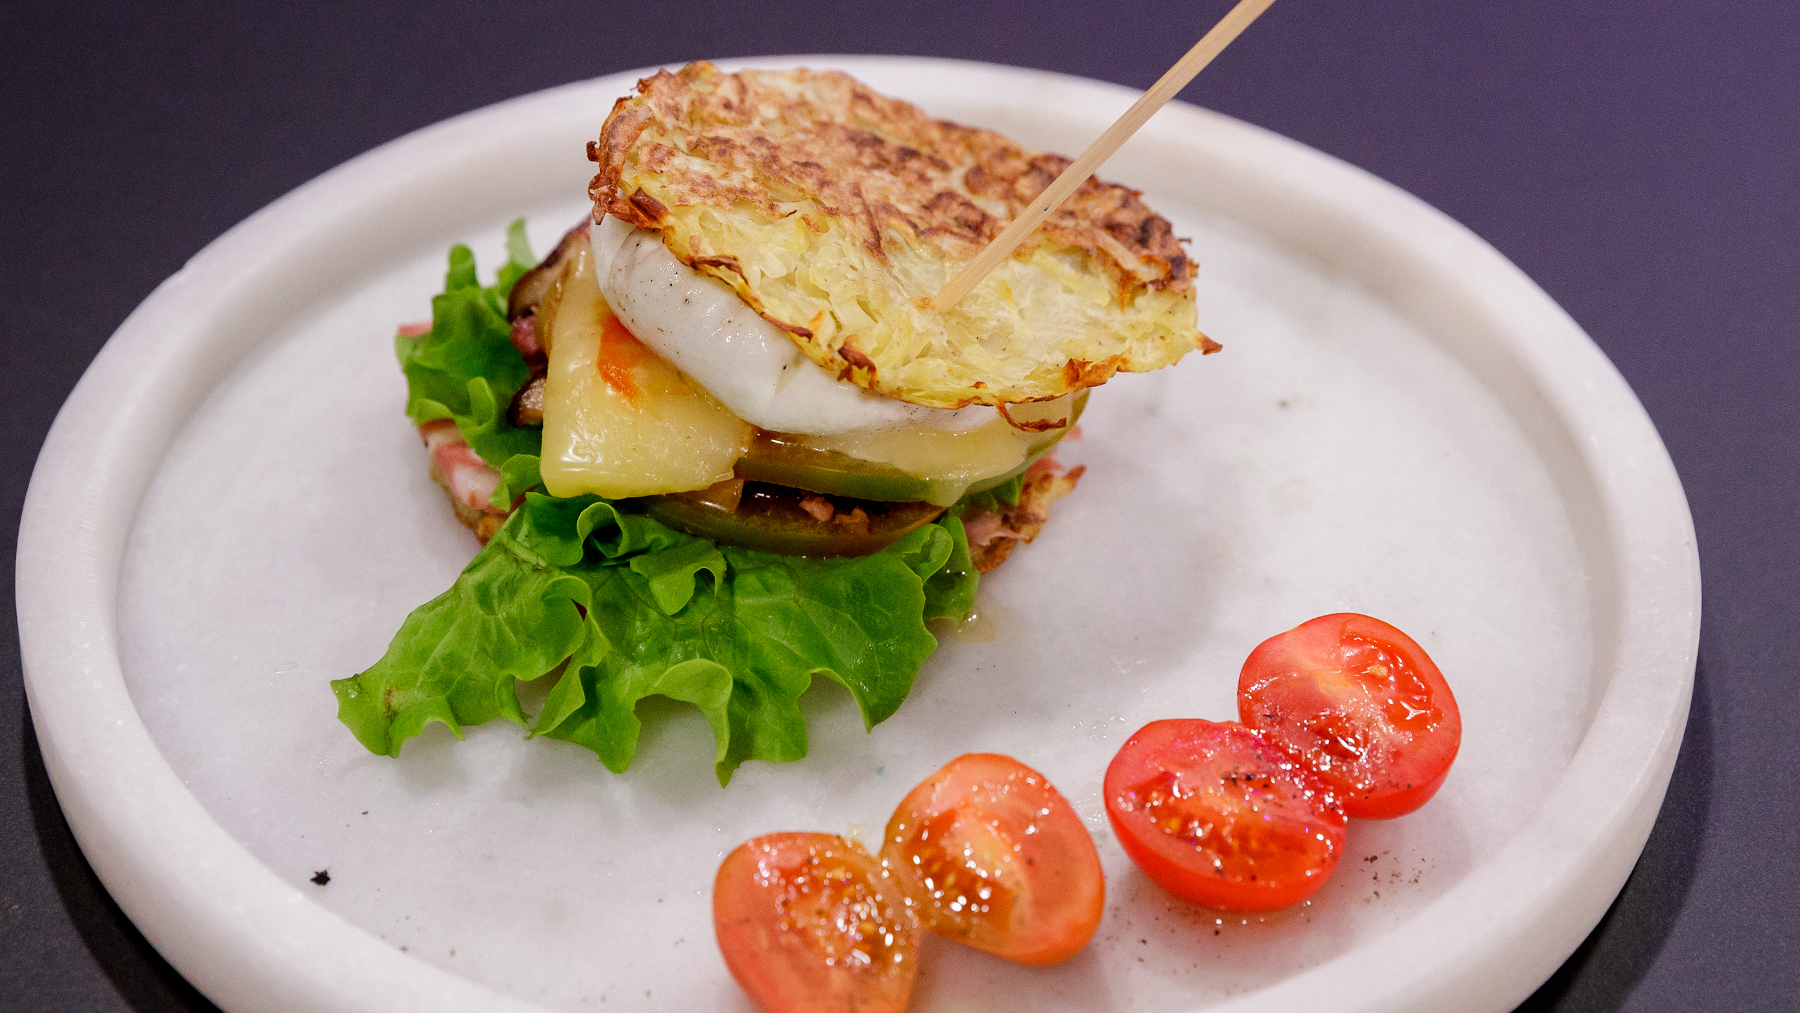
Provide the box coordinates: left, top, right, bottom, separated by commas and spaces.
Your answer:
538, 242, 754, 499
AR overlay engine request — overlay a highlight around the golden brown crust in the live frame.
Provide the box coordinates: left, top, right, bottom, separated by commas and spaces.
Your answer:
602, 70, 1187, 290
592, 65, 1189, 290
588, 63, 1206, 408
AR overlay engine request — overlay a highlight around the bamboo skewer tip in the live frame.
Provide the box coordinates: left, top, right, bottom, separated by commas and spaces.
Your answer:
928, 0, 1276, 313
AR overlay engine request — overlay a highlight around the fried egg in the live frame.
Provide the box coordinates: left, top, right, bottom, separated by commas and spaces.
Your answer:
589, 214, 996, 436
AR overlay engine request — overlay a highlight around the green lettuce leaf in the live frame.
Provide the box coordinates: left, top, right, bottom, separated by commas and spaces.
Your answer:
394, 220, 542, 507
922, 513, 978, 621
331, 523, 589, 756
493, 454, 543, 508
335, 492, 977, 784
953, 472, 1025, 515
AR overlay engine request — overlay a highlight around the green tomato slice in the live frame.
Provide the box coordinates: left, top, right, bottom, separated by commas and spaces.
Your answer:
641, 483, 946, 558
733, 391, 1087, 506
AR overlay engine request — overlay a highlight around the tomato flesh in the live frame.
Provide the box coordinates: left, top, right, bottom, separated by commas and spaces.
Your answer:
881, 754, 1103, 965
1104, 719, 1345, 911
1238, 613, 1461, 819
713, 833, 922, 1013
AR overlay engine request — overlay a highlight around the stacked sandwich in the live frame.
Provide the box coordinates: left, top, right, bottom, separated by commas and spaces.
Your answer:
333, 63, 1214, 782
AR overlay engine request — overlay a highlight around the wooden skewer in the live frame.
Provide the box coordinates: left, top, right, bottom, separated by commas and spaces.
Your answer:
929, 0, 1278, 312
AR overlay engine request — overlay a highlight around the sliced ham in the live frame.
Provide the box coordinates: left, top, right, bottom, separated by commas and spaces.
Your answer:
961, 509, 1024, 547
962, 456, 1086, 573
420, 419, 505, 514
511, 315, 543, 361
798, 493, 836, 522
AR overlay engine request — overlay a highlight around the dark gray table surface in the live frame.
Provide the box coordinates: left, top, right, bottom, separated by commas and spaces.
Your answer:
4, 2, 1795, 1010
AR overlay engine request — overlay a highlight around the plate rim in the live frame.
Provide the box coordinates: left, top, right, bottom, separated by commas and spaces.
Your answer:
14, 55, 1700, 1013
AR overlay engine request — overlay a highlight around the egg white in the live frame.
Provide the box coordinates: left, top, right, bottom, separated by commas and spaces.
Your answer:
589, 215, 995, 436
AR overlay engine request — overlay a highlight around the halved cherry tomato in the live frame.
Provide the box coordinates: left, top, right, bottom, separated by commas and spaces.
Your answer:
1238, 613, 1461, 819
1104, 719, 1346, 912
880, 754, 1103, 965
714, 833, 922, 1013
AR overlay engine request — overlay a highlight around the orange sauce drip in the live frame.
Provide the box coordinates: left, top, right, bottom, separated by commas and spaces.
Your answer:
598, 313, 648, 403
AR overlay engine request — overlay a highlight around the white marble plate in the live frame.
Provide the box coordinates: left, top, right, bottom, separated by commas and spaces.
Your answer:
16, 57, 1699, 1013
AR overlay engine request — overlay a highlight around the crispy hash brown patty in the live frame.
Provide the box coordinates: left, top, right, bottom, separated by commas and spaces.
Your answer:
591, 62, 1215, 410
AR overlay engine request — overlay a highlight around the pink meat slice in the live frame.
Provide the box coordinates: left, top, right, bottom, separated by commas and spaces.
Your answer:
420, 419, 504, 514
